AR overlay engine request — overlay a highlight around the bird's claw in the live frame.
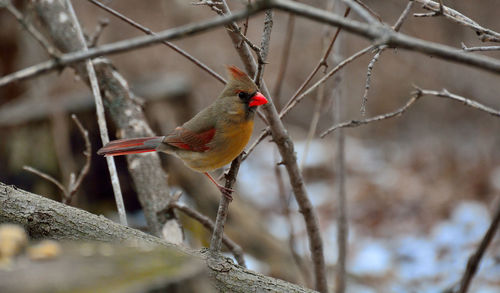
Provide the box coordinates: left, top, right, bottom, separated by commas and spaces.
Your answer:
217, 185, 234, 201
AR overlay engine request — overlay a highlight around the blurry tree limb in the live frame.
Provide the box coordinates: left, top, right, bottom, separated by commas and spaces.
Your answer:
30, 0, 181, 238
87, 0, 226, 85
456, 199, 500, 293
22, 115, 91, 205
0, 182, 315, 293
61, 0, 127, 226
413, 0, 500, 42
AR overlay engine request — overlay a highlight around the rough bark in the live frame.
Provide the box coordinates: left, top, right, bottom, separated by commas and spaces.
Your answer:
0, 182, 316, 293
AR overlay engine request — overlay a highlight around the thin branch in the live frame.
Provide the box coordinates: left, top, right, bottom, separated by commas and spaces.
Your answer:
22, 166, 66, 194
64, 0, 127, 225
209, 154, 243, 252
255, 9, 273, 86
281, 7, 350, 114
322, 86, 500, 137
68, 114, 91, 204
87, 0, 226, 84
413, 0, 500, 42
167, 194, 246, 267
320, 93, 421, 138
415, 87, 500, 117
282, 45, 372, 118
352, 0, 383, 22
342, 0, 378, 24
361, 0, 415, 115
87, 18, 110, 48
462, 43, 500, 52
457, 199, 500, 293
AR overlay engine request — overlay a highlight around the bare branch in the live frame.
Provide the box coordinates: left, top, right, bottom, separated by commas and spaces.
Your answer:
322, 86, 500, 138
87, 18, 110, 48
22, 166, 66, 195
321, 93, 421, 138
413, 0, 500, 42
462, 43, 500, 52
62, 0, 127, 225
342, 0, 378, 24
361, 0, 415, 115
457, 199, 500, 293
87, 0, 226, 84
415, 87, 500, 117
209, 154, 243, 253
272, 13, 295, 104
68, 114, 91, 204
167, 197, 246, 267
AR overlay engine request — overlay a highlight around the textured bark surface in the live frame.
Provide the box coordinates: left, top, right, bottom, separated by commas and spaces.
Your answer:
0, 182, 316, 293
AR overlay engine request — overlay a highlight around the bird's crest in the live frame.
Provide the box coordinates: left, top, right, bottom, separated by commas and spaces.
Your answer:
226, 65, 247, 80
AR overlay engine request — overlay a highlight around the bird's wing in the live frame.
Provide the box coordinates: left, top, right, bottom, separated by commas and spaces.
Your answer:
164, 126, 215, 152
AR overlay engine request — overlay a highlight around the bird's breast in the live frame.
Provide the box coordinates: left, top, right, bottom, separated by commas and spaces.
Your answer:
177, 119, 254, 172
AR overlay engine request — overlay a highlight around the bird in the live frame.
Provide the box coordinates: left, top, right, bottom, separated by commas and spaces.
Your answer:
97, 66, 268, 200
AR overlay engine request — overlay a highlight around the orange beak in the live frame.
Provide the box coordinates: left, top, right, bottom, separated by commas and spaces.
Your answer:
249, 92, 268, 107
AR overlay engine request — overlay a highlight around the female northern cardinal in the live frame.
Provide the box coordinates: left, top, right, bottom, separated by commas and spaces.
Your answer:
97, 66, 268, 199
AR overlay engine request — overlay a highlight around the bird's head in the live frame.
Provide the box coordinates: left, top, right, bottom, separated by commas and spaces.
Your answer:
218, 66, 268, 118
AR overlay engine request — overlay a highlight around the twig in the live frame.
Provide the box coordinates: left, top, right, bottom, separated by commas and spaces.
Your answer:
68, 114, 91, 204
22, 115, 91, 205
457, 199, 500, 293
413, 0, 500, 42
87, 0, 226, 84
238, 0, 251, 48
360, 0, 415, 115
23, 166, 66, 194
414, 87, 500, 117
4, 0, 60, 57
209, 154, 243, 252
342, 0, 378, 24
64, 0, 127, 225
353, 0, 383, 22
166, 194, 246, 267
283, 45, 372, 118
87, 18, 110, 48
281, 7, 350, 114
320, 93, 421, 138
322, 86, 500, 137
462, 43, 500, 52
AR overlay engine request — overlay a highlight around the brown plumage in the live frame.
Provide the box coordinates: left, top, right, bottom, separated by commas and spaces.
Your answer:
97, 66, 268, 199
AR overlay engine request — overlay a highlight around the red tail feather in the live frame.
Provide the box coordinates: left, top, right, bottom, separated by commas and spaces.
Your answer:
97, 136, 164, 157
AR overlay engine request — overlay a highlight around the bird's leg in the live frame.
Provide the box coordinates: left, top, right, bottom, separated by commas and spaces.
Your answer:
204, 172, 234, 201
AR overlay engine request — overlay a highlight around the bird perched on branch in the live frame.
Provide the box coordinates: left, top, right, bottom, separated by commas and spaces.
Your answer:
97, 66, 268, 200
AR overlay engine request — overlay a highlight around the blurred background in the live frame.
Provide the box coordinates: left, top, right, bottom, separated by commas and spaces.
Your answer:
1, 0, 500, 292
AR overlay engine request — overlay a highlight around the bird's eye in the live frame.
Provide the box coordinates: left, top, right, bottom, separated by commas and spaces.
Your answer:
238, 92, 248, 100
